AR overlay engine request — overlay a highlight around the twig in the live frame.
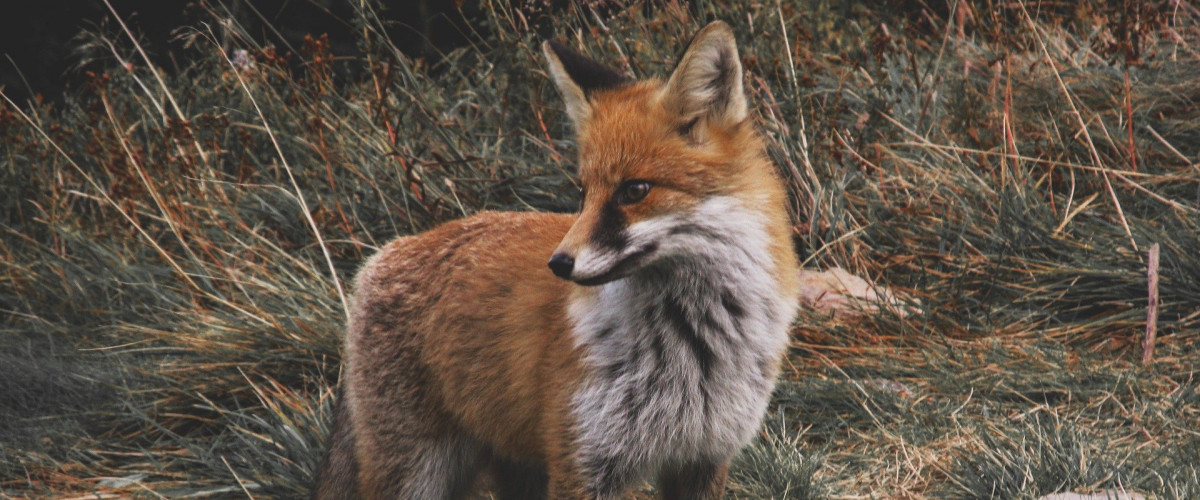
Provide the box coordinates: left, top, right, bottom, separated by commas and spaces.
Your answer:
1052, 192, 1100, 236
1124, 69, 1137, 172
800, 225, 869, 268
1144, 124, 1198, 170
220, 456, 257, 499
1142, 243, 1160, 364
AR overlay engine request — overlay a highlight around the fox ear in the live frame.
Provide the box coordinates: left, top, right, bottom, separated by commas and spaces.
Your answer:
664, 22, 747, 132
543, 40, 629, 129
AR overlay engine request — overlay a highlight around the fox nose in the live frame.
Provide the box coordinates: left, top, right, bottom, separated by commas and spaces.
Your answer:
547, 252, 575, 279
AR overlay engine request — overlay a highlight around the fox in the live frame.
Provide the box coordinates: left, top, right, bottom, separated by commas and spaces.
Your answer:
312, 21, 801, 500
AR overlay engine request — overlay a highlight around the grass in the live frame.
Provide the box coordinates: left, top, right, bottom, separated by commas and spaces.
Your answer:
1, 0, 1198, 498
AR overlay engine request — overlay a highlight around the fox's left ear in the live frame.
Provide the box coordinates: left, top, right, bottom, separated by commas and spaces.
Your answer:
543, 40, 630, 130
664, 21, 748, 131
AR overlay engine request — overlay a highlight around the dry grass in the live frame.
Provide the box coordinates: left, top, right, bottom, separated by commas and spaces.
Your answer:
1, 0, 1198, 498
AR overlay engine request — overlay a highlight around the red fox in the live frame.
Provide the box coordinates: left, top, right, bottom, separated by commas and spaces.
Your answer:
313, 21, 801, 499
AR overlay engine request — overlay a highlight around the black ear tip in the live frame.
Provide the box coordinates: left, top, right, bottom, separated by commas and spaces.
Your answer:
546, 40, 598, 68
542, 39, 630, 95
546, 39, 573, 59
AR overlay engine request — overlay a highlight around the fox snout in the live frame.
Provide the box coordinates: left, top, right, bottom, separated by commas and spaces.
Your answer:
549, 235, 661, 286
547, 252, 575, 279
548, 202, 629, 285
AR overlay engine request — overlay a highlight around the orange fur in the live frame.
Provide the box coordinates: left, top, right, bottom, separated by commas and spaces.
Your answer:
313, 21, 800, 500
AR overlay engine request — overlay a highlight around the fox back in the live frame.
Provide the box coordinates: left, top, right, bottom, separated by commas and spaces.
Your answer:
313, 21, 800, 500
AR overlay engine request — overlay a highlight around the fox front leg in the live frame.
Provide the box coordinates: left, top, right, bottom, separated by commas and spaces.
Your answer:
658, 459, 730, 500
546, 451, 637, 500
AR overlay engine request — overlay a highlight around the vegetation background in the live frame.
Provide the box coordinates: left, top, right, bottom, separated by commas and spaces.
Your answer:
1, 0, 1198, 498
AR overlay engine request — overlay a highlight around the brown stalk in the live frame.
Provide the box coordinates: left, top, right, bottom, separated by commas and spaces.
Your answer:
1142, 243, 1160, 364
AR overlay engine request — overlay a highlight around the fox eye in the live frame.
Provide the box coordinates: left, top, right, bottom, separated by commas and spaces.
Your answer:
616, 180, 652, 205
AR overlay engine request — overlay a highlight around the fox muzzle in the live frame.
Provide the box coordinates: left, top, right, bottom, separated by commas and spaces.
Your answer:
547, 252, 576, 279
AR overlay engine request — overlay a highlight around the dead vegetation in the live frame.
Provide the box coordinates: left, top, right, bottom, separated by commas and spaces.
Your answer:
1, 0, 1198, 498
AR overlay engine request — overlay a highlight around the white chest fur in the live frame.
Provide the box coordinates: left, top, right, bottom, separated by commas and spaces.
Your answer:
567, 197, 795, 491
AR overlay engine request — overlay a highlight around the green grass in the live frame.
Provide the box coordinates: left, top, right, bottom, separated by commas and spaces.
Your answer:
2, 0, 1198, 498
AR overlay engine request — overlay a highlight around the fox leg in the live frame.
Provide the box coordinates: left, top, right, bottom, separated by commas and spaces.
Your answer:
347, 380, 484, 500
350, 409, 483, 499
311, 393, 359, 500
658, 459, 730, 500
488, 455, 548, 500
545, 452, 640, 500
345, 324, 484, 498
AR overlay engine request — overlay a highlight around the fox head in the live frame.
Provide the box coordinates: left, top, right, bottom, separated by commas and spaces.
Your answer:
544, 21, 780, 286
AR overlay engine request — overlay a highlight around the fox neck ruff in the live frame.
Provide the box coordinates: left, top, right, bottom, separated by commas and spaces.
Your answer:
566, 195, 795, 494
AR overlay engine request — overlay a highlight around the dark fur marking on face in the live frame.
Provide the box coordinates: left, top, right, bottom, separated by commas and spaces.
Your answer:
547, 40, 630, 96
663, 297, 715, 379
591, 200, 629, 251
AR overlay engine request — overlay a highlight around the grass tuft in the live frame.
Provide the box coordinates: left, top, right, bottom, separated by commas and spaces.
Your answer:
730, 413, 827, 500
